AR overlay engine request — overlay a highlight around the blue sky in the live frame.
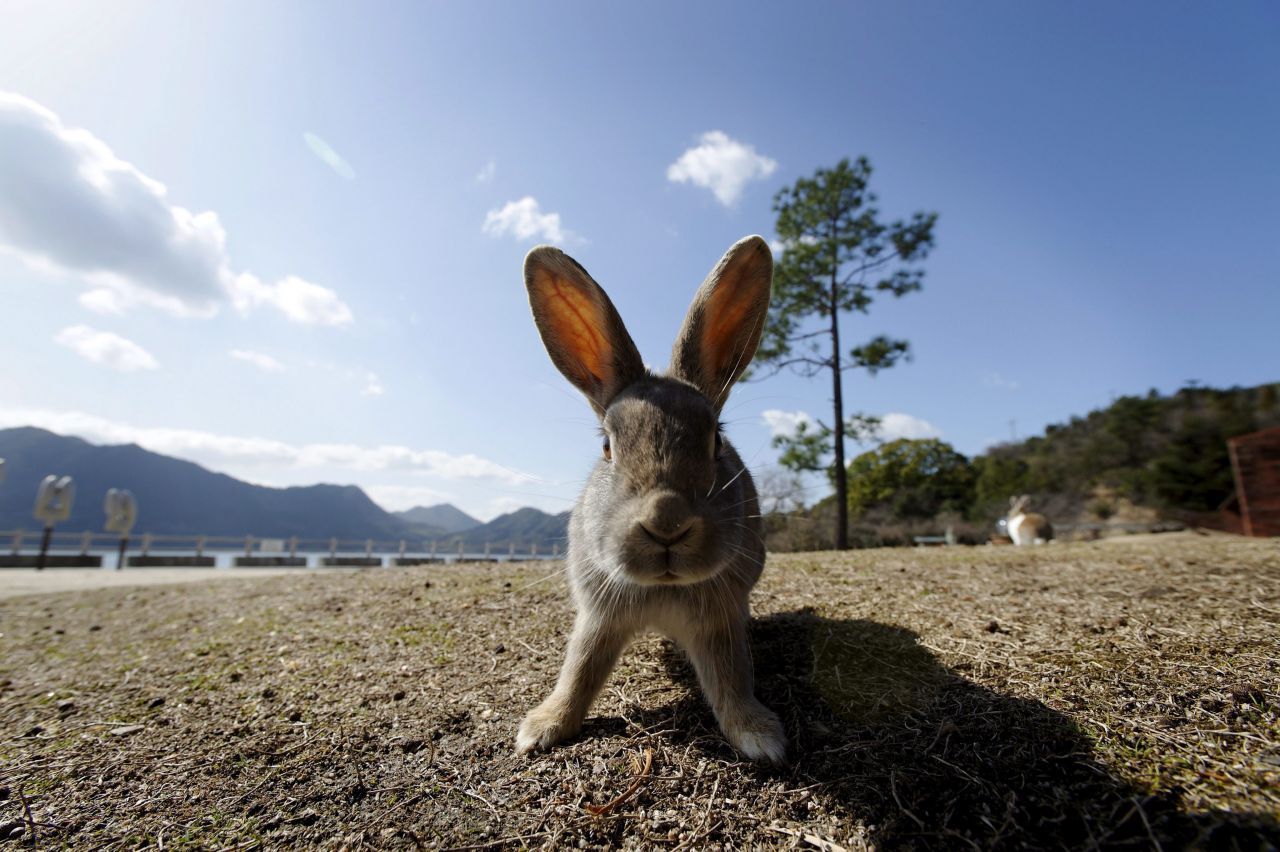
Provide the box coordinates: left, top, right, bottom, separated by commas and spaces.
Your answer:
1, 1, 1277, 520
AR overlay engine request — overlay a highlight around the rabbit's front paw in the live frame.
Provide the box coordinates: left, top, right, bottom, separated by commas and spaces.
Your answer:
722, 701, 787, 765
515, 696, 581, 755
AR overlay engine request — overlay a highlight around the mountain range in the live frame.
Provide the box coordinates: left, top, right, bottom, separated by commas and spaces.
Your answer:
0, 427, 568, 549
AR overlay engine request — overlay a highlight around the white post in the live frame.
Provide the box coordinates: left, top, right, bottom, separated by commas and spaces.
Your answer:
458, 540, 464, 558
398, 539, 406, 559
244, 535, 253, 557
329, 537, 337, 559
365, 538, 373, 559
430, 540, 437, 558
484, 541, 491, 558
11, 529, 22, 555
196, 536, 206, 558
531, 542, 538, 558
80, 530, 92, 555
552, 542, 559, 557
142, 533, 153, 556
289, 536, 298, 558
509, 541, 515, 557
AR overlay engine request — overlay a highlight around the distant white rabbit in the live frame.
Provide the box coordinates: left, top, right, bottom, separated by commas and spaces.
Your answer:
515, 235, 785, 764
1007, 495, 1054, 546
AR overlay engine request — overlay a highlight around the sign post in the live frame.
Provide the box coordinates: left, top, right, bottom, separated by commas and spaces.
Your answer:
34, 475, 76, 571
103, 489, 137, 570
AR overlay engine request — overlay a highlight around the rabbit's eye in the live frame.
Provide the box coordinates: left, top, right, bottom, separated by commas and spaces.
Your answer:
714, 432, 724, 459
602, 436, 612, 461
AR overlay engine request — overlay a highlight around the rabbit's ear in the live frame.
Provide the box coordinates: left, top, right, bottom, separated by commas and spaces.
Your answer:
525, 246, 645, 417
670, 235, 773, 411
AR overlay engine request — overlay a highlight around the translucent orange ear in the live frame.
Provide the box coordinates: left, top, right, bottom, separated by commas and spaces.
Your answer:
670, 236, 773, 410
525, 246, 645, 416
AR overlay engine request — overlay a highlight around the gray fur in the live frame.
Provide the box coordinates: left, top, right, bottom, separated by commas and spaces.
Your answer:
518, 235, 785, 763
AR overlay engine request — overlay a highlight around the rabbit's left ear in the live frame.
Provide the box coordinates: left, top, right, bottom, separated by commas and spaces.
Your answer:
670, 235, 773, 411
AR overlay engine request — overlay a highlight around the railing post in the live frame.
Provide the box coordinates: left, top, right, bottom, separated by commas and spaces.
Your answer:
430, 540, 437, 558
12, 529, 24, 556
365, 538, 373, 559
329, 537, 337, 559
116, 535, 129, 570
484, 541, 491, 558
196, 536, 206, 558
244, 535, 253, 558
142, 532, 153, 557
289, 536, 298, 558
80, 530, 92, 555
531, 542, 538, 558
458, 539, 465, 559
398, 539, 406, 559
552, 542, 559, 557
509, 541, 515, 557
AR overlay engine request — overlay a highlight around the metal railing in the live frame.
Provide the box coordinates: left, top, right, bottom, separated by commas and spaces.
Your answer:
0, 529, 560, 568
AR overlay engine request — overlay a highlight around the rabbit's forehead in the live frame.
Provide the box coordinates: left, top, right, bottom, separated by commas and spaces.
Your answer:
605, 381, 715, 442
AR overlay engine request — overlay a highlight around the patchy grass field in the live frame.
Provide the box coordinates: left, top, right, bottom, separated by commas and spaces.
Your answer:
2, 533, 1277, 849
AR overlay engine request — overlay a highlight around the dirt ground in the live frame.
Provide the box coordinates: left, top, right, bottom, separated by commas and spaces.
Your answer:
2, 532, 1277, 850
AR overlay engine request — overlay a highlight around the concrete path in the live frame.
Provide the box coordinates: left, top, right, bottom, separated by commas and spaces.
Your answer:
0, 567, 331, 600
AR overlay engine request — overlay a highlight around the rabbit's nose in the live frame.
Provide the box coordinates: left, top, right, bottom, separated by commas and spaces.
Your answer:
637, 493, 695, 546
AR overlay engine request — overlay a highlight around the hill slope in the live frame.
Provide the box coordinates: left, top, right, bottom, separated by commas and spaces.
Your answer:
394, 503, 480, 533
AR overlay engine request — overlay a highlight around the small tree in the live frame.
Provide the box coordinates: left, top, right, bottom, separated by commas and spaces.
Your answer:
754, 158, 937, 548
846, 438, 975, 520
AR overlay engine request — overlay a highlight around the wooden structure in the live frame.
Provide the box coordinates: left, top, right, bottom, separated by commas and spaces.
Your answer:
1229, 426, 1280, 537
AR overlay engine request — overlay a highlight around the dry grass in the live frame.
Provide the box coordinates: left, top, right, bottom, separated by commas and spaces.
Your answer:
1, 532, 1277, 849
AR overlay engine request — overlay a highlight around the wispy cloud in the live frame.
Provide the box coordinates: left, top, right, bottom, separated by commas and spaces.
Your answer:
0, 407, 537, 484
229, 349, 286, 372
54, 325, 158, 372
474, 160, 496, 183
667, 131, 777, 206
303, 132, 356, 180
982, 371, 1020, 391
361, 371, 385, 397
482, 196, 568, 242
231, 274, 353, 327
0, 91, 351, 325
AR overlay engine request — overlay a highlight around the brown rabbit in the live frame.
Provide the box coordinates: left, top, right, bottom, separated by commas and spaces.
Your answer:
1007, 495, 1054, 545
515, 235, 785, 763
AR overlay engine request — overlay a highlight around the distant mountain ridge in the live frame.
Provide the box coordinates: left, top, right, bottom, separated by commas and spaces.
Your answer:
394, 503, 480, 533
0, 427, 567, 548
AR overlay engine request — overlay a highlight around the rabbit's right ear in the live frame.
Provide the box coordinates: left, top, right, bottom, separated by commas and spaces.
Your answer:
525, 246, 646, 417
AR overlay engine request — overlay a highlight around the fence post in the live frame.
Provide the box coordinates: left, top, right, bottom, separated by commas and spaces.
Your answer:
552, 542, 559, 557
142, 532, 153, 557
80, 530, 92, 555
398, 539, 406, 559
11, 529, 22, 555
329, 537, 337, 559
484, 541, 491, 558
116, 535, 128, 570
244, 535, 254, 558
430, 540, 437, 558
531, 542, 538, 558
289, 536, 298, 558
509, 541, 515, 557
196, 536, 206, 558
364, 538, 373, 559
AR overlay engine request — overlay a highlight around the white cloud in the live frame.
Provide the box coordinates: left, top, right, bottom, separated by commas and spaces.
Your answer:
78, 288, 126, 315
483, 196, 566, 242
762, 409, 816, 437
302, 132, 356, 180
54, 325, 158, 372
474, 160, 496, 183
763, 409, 940, 443
361, 371, 385, 397
879, 412, 941, 441
0, 407, 538, 484
229, 349, 285, 372
0, 92, 351, 325
667, 131, 777, 206
231, 274, 353, 327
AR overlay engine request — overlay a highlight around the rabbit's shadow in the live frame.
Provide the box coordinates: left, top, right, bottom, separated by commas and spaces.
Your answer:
610, 608, 1277, 849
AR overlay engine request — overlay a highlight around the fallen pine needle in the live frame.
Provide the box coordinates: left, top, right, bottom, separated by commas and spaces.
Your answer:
767, 823, 850, 852
582, 747, 653, 816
